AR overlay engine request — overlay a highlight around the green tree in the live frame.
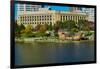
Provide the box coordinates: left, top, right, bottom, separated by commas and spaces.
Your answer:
64, 20, 76, 32
56, 21, 63, 29
88, 21, 94, 31
20, 24, 25, 30
63, 20, 76, 36
48, 23, 52, 31
53, 21, 63, 33
84, 20, 91, 31
77, 20, 86, 31
15, 23, 20, 37
20, 24, 25, 34
77, 20, 91, 31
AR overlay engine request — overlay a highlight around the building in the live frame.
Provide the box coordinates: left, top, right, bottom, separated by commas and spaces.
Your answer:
16, 4, 42, 22
17, 9, 88, 27
58, 29, 82, 40
17, 4, 42, 12
81, 8, 95, 22
71, 7, 81, 12
71, 7, 95, 22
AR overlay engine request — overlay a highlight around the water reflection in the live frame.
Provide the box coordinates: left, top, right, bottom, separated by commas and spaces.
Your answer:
15, 41, 95, 66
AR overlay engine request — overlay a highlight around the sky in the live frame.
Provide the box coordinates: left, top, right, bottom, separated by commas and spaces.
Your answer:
44, 5, 71, 11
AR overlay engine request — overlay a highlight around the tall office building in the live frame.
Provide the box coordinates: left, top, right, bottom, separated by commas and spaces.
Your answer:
81, 8, 95, 22
71, 7, 81, 12
71, 7, 95, 22
16, 4, 42, 21
17, 4, 42, 12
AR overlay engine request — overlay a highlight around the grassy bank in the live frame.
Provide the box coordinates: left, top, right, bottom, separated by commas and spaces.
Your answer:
15, 37, 94, 44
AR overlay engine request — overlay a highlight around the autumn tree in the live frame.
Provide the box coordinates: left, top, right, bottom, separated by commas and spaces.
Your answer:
35, 24, 41, 31
38, 24, 47, 33
24, 24, 33, 33
35, 24, 48, 33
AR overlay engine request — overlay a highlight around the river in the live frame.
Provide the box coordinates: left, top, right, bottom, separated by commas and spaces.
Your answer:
15, 41, 95, 66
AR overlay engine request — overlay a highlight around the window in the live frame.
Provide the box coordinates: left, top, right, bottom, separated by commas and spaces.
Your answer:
66, 16, 67, 20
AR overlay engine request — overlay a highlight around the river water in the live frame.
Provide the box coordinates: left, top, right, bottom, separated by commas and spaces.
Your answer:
15, 41, 95, 66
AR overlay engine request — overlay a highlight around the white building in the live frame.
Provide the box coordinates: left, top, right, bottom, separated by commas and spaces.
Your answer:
17, 4, 42, 12
81, 8, 95, 22
16, 4, 42, 22
71, 7, 81, 12
16, 4, 88, 28
17, 10, 88, 27
71, 7, 95, 22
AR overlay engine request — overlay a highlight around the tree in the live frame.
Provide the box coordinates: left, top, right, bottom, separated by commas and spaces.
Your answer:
35, 24, 48, 33
53, 23, 59, 33
64, 20, 76, 32
62, 20, 76, 36
48, 23, 53, 31
84, 20, 91, 31
44, 23, 48, 30
88, 21, 94, 31
38, 24, 47, 33
56, 21, 63, 29
53, 21, 63, 33
20, 24, 25, 34
35, 24, 41, 31
20, 24, 25, 30
24, 24, 33, 33
15, 23, 20, 37
77, 20, 86, 31
77, 20, 91, 31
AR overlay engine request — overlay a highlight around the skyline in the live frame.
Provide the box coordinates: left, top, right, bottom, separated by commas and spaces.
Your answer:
15, 4, 72, 18
15, 3, 95, 22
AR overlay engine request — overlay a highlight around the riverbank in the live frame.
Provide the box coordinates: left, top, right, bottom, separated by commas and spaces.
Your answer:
15, 37, 94, 43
